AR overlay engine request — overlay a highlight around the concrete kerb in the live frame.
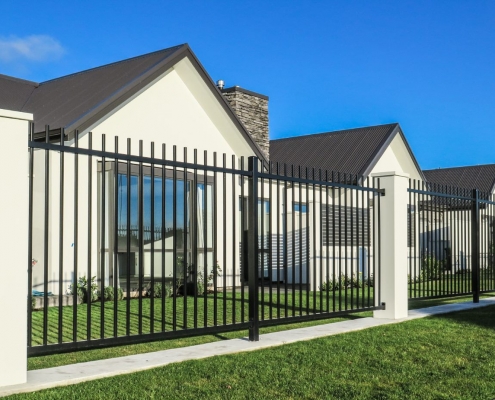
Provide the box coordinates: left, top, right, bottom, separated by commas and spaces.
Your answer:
1, 297, 494, 398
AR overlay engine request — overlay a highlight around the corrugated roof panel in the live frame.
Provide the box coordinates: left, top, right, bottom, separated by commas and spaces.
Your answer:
269, 123, 397, 178
21, 45, 184, 131
423, 164, 495, 194
0, 75, 37, 112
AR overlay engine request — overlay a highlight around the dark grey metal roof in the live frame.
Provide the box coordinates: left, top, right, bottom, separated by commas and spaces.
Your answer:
0, 74, 38, 112
270, 123, 422, 180
423, 164, 495, 194
0, 44, 268, 163
22, 45, 185, 132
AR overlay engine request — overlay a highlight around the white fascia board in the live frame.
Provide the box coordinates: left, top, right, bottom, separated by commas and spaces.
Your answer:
0, 108, 33, 121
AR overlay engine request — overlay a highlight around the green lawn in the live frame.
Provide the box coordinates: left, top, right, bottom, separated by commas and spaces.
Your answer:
408, 272, 495, 299
26, 293, 495, 371
30, 287, 375, 346
10, 304, 495, 399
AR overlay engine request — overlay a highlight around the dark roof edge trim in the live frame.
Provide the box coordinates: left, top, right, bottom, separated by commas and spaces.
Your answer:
359, 123, 426, 182
0, 73, 39, 87
221, 86, 269, 100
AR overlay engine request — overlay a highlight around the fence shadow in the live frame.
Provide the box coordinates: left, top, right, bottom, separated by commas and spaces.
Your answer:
429, 303, 495, 330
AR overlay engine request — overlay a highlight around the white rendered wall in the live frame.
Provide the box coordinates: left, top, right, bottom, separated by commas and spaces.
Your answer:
0, 109, 32, 387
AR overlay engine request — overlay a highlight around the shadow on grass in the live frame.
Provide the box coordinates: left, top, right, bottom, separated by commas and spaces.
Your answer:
408, 292, 495, 310
429, 303, 495, 330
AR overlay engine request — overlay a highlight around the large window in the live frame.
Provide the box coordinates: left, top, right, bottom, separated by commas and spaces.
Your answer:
100, 162, 214, 288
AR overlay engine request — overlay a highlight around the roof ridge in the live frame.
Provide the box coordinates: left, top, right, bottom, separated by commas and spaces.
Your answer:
423, 163, 495, 172
40, 44, 186, 85
270, 122, 398, 142
0, 73, 39, 87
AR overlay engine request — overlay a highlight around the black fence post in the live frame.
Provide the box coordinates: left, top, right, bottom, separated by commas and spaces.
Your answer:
472, 189, 480, 303
248, 156, 260, 341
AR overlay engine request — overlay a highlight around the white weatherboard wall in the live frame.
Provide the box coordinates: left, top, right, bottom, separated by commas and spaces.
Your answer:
0, 109, 31, 387
373, 171, 409, 319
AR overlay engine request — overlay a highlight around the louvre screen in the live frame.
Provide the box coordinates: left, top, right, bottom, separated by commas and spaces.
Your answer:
321, 205, 370, 246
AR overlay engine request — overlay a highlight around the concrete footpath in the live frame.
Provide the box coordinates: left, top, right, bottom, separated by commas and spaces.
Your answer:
1, 298, 494, 398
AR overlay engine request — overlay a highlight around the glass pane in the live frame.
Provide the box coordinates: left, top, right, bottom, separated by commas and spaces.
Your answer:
117, 174, 188, 249
197, 183, 213, 250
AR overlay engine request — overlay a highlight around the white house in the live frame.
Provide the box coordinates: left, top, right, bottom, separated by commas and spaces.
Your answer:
0, 44, 426, 296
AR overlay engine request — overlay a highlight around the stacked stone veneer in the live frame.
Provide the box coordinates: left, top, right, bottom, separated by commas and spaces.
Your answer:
221, 86, 269, 159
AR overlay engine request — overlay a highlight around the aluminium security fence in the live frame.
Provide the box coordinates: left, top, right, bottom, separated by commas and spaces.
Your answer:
407, 179, 495, 301
27, 126, 384, 356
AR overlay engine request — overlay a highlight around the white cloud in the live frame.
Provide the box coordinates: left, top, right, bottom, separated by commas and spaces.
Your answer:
0, 35, 65, 63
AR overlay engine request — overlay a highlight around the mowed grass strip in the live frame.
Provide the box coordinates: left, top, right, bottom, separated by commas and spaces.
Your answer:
29, 288, 375, 346
27, 293, 494, 371
408, 273, 495, 298
10, 305, 495, 400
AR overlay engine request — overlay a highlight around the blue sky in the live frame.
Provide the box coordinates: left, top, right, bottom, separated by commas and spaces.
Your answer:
1, 1, 494, 169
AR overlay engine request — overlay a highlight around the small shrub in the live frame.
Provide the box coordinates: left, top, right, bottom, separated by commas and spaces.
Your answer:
68, 275, 98, 303
320, 273, 371, 291
320, 279, 336, 292
102, 286, 123, 301
421, 254, 441, 281
196, 271, 205, 296
207, 263, 222, 288
148, 283, 173, 298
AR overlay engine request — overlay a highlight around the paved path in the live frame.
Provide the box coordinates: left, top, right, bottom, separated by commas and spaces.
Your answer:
1, 298, 494, 398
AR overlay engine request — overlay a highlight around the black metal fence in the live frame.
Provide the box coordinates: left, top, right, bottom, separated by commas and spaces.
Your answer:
27, 126, 383, 356
407, 179, 495, 300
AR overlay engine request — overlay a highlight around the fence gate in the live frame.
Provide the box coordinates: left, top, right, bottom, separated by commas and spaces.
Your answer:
27, 127, 383, 356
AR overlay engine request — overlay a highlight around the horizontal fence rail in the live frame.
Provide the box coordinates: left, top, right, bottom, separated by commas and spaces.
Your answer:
407, 179, 495, 301
27, 126, 383, 356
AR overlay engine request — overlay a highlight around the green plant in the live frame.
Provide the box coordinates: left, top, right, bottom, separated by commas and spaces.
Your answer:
196, 271, 205, 296
207, 262, 222, 289
320, 273, 371, 291
31, 295, 36, 310
148, 283, 173, 298
420, 254, 441, 281
68, 275, 98, 303
101, 286, 124, 301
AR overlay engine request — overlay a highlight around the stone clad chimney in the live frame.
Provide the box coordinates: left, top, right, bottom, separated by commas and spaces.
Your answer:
218, 83, 269, 159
